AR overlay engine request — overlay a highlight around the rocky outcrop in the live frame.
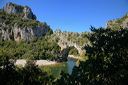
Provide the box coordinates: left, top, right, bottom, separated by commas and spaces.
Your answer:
0, 23, 49, 42
0, 2, 52, 42
3, 2, 36, 20
107, 14, 128, 29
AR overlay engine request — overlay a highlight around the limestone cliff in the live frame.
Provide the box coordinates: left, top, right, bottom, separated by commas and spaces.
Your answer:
0, 2, 52, 42
3, 2, 36, 20
107, 14, 128, 29
0, 23, 49, 42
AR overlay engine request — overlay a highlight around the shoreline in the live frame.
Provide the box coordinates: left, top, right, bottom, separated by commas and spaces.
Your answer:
15, 59, 58, 67
15, 56, 79, 67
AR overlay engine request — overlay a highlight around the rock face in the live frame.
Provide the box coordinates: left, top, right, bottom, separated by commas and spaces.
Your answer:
107, 14, 128, 29
0, 24, 49, 42
3, 2, 36, 20
0, 2, 52, 42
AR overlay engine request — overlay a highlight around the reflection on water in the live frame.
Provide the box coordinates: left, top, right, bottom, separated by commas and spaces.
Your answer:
67, 57, 76, 74
40, 57, 77, 77
40, 62, 68, 77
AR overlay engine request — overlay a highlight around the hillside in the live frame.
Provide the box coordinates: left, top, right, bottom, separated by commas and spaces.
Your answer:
0, 2, 128, 85
0, 2, 62, 60
0, 2, 89, 61
0, 2, 52, 42
107, 13, 128, 30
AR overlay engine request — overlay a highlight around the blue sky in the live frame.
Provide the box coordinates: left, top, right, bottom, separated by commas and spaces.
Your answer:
0, 0, 128, 32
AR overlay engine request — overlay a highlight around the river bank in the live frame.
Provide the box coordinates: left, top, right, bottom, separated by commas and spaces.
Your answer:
15, 58, 76, 76
15, 59, 58, 67
15, 55, 80, 67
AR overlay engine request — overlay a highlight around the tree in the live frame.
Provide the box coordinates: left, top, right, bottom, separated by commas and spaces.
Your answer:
21, 60, 54, 85
74, 27, 128, 85
56, 27, 128, 85
0, 56, 20, 85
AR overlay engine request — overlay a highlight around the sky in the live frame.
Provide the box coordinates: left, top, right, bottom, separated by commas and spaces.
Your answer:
0, 0, 128, 32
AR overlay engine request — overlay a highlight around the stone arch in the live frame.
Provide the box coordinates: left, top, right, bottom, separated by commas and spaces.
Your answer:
60, 46, 80, 60
68, 46, 79, 56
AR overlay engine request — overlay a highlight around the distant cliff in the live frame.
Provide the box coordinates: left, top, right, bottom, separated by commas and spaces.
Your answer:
107, 14, 128, 30
3, 2, 36, 20
0, 2, 53, 42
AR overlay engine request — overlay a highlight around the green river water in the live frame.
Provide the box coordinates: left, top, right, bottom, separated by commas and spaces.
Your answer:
40, 58, 76, 77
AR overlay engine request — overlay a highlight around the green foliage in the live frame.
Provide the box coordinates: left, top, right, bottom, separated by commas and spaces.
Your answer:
0, 36, 61, 60
40, 62, 68, 78
1, 26, 128, 84
0, 56, 54, 85
55, 71, 71, 85
56, 27, 128, 85
54, 30, 89, 46
68, 46, 79, 56
107, 14, 128, 30
0, 11, 52, 31
21, 61, 54, 85
116, 14, 128, 24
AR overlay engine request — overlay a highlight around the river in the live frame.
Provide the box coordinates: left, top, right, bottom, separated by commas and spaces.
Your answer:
67, 57, 76, 74
15, 58, 77, 77
40, 57, 77, 77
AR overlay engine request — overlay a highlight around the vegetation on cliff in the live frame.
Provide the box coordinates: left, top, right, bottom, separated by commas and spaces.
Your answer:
54, 29, 89, 47
55, 27, 128, 85
1, 2, 128, 85
0, 36, 61, 60
1, 27, 128, 85
68, 46, 79, 56
107, 13, 128, 30
0, 11, 52, 32
0, 2, 53, 41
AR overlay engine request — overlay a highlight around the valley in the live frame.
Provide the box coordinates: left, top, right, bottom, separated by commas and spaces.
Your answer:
0, 2, 128, 85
